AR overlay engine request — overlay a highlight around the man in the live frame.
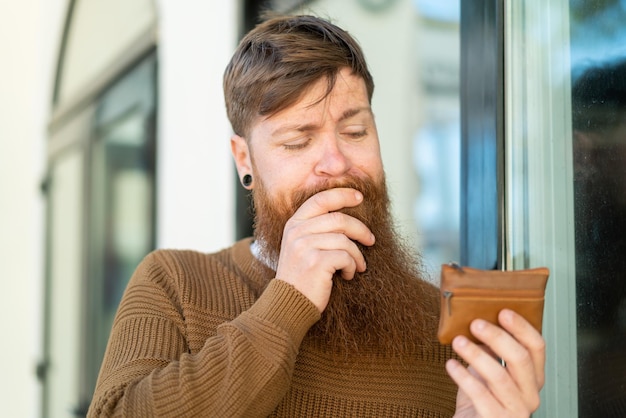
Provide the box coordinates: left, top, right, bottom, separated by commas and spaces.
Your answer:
88, 15, 545, 417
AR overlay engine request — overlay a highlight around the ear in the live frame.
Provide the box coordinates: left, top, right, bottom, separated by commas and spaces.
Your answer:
231, 134, 253, 181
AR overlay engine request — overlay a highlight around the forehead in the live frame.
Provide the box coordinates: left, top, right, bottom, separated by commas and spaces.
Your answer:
255, 69, 371, 131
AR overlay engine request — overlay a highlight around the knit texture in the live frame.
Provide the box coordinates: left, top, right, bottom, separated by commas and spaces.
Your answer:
88, 238, 458, 417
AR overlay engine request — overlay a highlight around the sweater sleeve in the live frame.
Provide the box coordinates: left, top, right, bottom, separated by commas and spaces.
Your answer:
87, 251, 321, 418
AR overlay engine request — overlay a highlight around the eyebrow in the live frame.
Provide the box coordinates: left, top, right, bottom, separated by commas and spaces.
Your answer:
271, 107, 372, 137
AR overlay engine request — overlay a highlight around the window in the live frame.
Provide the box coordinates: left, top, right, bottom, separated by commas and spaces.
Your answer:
504, 0, 626, 415
44, 52, 157, 417
43, 1, 157, 415
83, 54, 157, 409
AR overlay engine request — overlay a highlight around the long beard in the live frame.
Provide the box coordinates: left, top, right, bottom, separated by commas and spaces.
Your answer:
253, 175, 439, 357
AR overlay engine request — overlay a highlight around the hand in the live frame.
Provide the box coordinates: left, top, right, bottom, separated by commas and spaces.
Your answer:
274, 187, 375, 312
446, 309, 546, 418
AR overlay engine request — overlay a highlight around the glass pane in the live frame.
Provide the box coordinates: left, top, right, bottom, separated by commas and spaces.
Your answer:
412, 0, 461, 276
92, 111, 154, 339
58, 0, 156, 103
570, 2, 626, 415
83, 55, 156, 406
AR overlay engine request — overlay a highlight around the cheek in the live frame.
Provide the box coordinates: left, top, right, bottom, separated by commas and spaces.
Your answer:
255, 162, 307, 198
354, 148, 383, 175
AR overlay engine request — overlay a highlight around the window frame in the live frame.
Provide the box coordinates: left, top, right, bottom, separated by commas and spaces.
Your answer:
461, 0, 579, 415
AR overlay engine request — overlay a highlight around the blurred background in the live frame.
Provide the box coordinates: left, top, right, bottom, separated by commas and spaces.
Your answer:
0, 1, 460, 416
4, 0, 626, 416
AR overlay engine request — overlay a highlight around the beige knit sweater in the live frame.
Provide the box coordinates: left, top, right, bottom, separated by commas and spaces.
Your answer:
88, 238, 458, 417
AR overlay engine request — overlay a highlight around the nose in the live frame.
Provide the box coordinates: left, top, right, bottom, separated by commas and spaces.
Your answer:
313, 134, 351, 178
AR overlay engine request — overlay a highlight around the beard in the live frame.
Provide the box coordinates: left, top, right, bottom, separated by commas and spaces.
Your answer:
252, 174, 439, 358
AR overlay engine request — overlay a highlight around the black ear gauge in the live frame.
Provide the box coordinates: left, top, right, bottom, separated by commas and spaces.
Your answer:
242, 174, 252, 188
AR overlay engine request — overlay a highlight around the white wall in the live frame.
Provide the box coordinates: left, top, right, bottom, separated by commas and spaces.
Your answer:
155, 0, 239, 252
0, 0, 67, 416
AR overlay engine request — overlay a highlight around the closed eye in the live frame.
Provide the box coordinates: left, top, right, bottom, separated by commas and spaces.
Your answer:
283, 138, 311, 150
342, 130, 368, 139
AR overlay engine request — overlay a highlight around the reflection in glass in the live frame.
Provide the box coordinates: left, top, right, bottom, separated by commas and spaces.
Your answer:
570, 2, 626, 415
84, 55, 157, 408
412, 2, 460, 276
413, 0, 459, 22
93, 111, 154, 331
413, 118, 460, 274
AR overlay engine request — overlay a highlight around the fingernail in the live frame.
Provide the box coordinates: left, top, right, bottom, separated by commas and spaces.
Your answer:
453, 335, 468, 348
500, 309, 514, 325
446, 359, 460, 372
472, 319, 487, 332
355, 191, 363, 201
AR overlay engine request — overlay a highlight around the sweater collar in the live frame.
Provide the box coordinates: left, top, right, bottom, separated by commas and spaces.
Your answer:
250, 239, 278, 270
231, 237, 276, 296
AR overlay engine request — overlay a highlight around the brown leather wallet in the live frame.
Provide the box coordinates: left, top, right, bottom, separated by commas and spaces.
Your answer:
437, 263, 550, 345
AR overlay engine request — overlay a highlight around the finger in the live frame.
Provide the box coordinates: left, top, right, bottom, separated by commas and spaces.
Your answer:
287, 247, 358, 282
287, 233, 367, 275
275, 245, 360, 312
311, 233, 367, 274
285, 188, 375, 247
445, 358, 503, 418
326, 249, 358, 280
286, 210, 375, 248
294, 188, 365, 220
451, 334, 526, 414
466, 318, 542, 412
498, 309, 546, 388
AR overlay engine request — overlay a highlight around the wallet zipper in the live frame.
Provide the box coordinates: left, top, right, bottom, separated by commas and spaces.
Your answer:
449, 261, 464, 272
443, 291, 454, 316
